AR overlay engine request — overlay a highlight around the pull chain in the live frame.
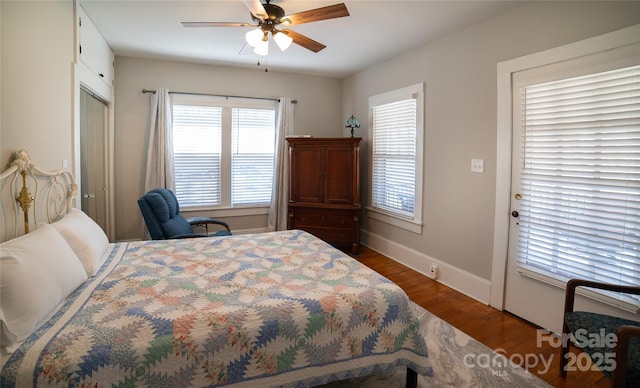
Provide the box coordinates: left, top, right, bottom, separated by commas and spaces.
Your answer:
256, 57, 269, 72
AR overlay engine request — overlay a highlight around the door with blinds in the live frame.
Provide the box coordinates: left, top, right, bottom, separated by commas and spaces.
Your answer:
504, 45, 640, 333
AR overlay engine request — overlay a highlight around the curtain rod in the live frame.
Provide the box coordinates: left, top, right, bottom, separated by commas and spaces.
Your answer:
141, 89, 297, 104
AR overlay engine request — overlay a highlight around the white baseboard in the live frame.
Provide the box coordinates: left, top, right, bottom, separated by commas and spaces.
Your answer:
361, 229, 492, 305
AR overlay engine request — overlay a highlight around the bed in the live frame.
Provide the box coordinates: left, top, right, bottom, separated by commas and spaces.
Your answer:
0, 150, 432, 387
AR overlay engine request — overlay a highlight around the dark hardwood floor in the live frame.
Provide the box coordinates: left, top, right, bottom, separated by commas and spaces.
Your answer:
355, 246, 609, 388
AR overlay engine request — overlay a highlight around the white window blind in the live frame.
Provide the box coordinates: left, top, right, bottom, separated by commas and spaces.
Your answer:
518, 65, 640, 296
172, 104, 222, 207
172, 95, 278, 210
372, 98, 417, 218
231, 108, 276, 206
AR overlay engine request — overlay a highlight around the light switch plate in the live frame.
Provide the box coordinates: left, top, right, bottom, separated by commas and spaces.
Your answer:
471, 159, 484, 173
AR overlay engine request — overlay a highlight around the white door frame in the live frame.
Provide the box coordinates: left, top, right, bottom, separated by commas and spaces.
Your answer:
490, 24, 640, 310
74, 80, 115, 241
73, 1, 116, 241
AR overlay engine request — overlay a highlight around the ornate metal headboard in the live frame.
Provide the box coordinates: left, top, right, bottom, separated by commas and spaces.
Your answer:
0, 150, 77, 243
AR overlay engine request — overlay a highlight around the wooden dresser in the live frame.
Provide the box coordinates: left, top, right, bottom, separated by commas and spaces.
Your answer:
287, 137, 362, 255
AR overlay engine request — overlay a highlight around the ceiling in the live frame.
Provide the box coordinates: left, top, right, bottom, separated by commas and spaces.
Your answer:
80, 0, 521, 78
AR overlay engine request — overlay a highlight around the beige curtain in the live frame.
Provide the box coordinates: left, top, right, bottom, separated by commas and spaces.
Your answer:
267, 97, 295, 231
142, 88, 174, 239
144, 88, 174, 192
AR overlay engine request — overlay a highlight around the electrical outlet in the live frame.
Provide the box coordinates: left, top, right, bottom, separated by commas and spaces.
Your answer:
429, 263, 439, 280
470, 159, 484, 173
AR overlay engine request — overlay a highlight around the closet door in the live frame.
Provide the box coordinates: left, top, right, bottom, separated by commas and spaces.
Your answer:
80, 88, 108, 232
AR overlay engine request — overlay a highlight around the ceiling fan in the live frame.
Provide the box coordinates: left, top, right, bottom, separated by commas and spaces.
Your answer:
181, 0, 350, 55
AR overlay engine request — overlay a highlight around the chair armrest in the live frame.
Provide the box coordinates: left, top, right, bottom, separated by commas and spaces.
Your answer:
564, 279, 640, 314
168, 232, 210, 239
186, 216, 231, 232
561, 280, 640, 382
617, 324, 640, 339
612, 325, 640, 388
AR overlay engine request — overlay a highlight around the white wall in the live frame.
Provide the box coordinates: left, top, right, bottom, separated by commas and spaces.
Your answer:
344, 1, 640, 302
113, 57, 344, 241
1, 1, 75, 169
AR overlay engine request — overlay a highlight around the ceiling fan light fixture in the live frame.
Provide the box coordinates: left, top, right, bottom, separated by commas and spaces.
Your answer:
183, 2, 350, 55
253, 39, 269, 56
245, 28, 263, 47
273, 31, 293, 51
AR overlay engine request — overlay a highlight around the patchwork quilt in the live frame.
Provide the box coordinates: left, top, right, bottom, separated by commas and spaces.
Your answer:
1, 230, 432, 387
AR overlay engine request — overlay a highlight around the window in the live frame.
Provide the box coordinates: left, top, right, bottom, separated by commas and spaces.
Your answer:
368, 83, 424, 233
517, 64, 640, 295
231, 108, 276, 205
172, 104, 222, 207
172, 95, 277, 210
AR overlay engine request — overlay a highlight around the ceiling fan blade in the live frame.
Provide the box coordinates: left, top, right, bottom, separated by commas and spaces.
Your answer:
281, 29, 326, 53
282, 3, 349, 26
242, 0, 268, 19
182, 22, 253, 27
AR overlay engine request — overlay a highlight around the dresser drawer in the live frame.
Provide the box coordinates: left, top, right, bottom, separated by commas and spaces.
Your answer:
287, 206, 360, 255
301, 227, 353, 245
292, 208, 354, 228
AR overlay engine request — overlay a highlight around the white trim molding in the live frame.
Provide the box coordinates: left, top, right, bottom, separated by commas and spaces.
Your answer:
367, 83, 425, 235
362, 229, 491, 305
491, 24, 640, 310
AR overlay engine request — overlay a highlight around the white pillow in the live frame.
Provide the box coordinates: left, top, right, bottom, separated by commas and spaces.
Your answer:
0, 223, 88, 352
51, 208, 109, 276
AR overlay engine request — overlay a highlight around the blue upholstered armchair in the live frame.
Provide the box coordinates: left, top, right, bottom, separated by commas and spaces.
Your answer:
138, 188, 231, 239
